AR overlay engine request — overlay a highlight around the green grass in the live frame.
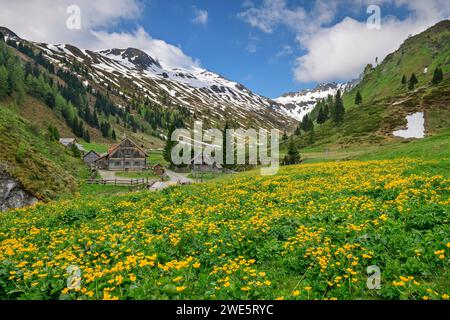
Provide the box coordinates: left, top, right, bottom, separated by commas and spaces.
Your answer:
78, 184, 138, 196
2, 158, 449, 300
148, 149, 168, 166
81, 142, 109, 154
187, 172, 226, 180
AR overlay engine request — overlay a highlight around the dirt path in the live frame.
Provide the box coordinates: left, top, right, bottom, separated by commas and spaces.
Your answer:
148, 170, 194, 191
165, 169, 194, 184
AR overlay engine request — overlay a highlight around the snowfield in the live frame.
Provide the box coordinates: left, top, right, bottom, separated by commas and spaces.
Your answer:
393, 112, 426, 139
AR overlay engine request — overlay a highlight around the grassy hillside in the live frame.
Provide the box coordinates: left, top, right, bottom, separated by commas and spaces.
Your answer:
345, 20, 450, 108
289, 20, 450, 150
0, 102, 89, 200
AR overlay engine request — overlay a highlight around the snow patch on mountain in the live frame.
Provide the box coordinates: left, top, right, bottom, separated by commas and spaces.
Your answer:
275, 82, 354, 121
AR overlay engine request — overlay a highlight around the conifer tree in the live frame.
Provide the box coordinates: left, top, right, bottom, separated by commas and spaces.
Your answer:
70, 143, 81, 158
283, 137, 301, 165
0, 66, 9, 99
331, 90, 345, 123
316, 107, 327, 124
432, 67, 444, 85
408, 73, 418, 90
355, 90, 363, 105
222, 120, 234, 168
401, 74, 407, 85
301, 114, 314, 132
163, 125, 177, 167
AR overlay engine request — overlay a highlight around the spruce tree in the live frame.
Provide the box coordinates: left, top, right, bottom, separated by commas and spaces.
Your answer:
70, 143, 81, 158
0, 66, 9, 99
222, 120, 234, 168
47, 125, 60, 141
332, 90, 345, 123
408, 73, 418, 90
432, 67, 443, 85
317, 107, 327, 124
301, 114, 314, 132
283, 137, 301, 165
401, 74, 407, 85
355, 90, 363, 105
163, 125, 177, 167
323, 103, 330, 120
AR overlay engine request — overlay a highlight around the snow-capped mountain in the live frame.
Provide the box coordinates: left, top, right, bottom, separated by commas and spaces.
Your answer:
0, 25, 295, 131
275, 82, 355, 121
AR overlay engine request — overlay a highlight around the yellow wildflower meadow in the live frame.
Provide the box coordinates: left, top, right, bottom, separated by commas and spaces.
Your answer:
0, 159, 448, 300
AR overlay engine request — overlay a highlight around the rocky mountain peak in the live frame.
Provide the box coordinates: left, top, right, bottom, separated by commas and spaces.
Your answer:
100, 47, 162, 70
0, 27, 20, 40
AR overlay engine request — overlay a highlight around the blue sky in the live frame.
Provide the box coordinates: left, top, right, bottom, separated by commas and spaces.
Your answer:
130, 0, 304, 98
1, 0, 449, 98
106, 0, 446, 97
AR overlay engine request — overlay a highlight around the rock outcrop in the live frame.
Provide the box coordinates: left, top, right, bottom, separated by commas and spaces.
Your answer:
0, 169, 37, 212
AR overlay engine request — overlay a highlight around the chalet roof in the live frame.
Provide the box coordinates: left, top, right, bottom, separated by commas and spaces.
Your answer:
102, 138, 148, 158
59, 138, 85, 152
83, 150, 100, 158
59, 138, 76, 146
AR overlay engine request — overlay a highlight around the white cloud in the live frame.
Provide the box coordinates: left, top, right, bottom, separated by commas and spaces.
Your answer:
294, 17, 428, 82
246, 34, 260, 53
239, 0, 450, 83
92, 27, 200, 71
192, 9, 208, 26
275, 45, 293, 58
0, 0, 200, 71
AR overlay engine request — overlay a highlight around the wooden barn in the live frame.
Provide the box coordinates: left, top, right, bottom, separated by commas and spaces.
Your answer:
83, 150, 100, 168
95, 138, 148, 171
191, 153, 223, 173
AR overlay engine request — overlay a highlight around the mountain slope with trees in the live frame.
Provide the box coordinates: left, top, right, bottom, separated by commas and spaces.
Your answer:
287, 20, 450, 150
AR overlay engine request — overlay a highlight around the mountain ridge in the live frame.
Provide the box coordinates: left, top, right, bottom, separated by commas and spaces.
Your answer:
0, 26, 297, 132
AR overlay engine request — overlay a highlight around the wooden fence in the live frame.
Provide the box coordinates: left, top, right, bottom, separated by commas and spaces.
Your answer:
86, 178, 149, 186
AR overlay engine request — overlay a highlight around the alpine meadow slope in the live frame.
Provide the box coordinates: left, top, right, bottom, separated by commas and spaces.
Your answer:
289, 20, 450, 149
0, 12, 449, 303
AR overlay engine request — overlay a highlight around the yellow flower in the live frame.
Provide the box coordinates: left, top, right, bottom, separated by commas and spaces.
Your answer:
129, 274, 137, 282
446, 243, 450, 248
193, 262, 201, 268
176, 286, 186, 292
264, 280, 271, 286
103, 292, 119, 300
224, 282, 230, 288
304, 286, 312, 291
241, 286, 251, 291
115, 275, 123, 285
442, 294, 449, 300
399, 276, 410, 282
173, 276, 183, 283
292, 290, 300, 296
258, 272, 266, 277
392, 281, 405, 287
